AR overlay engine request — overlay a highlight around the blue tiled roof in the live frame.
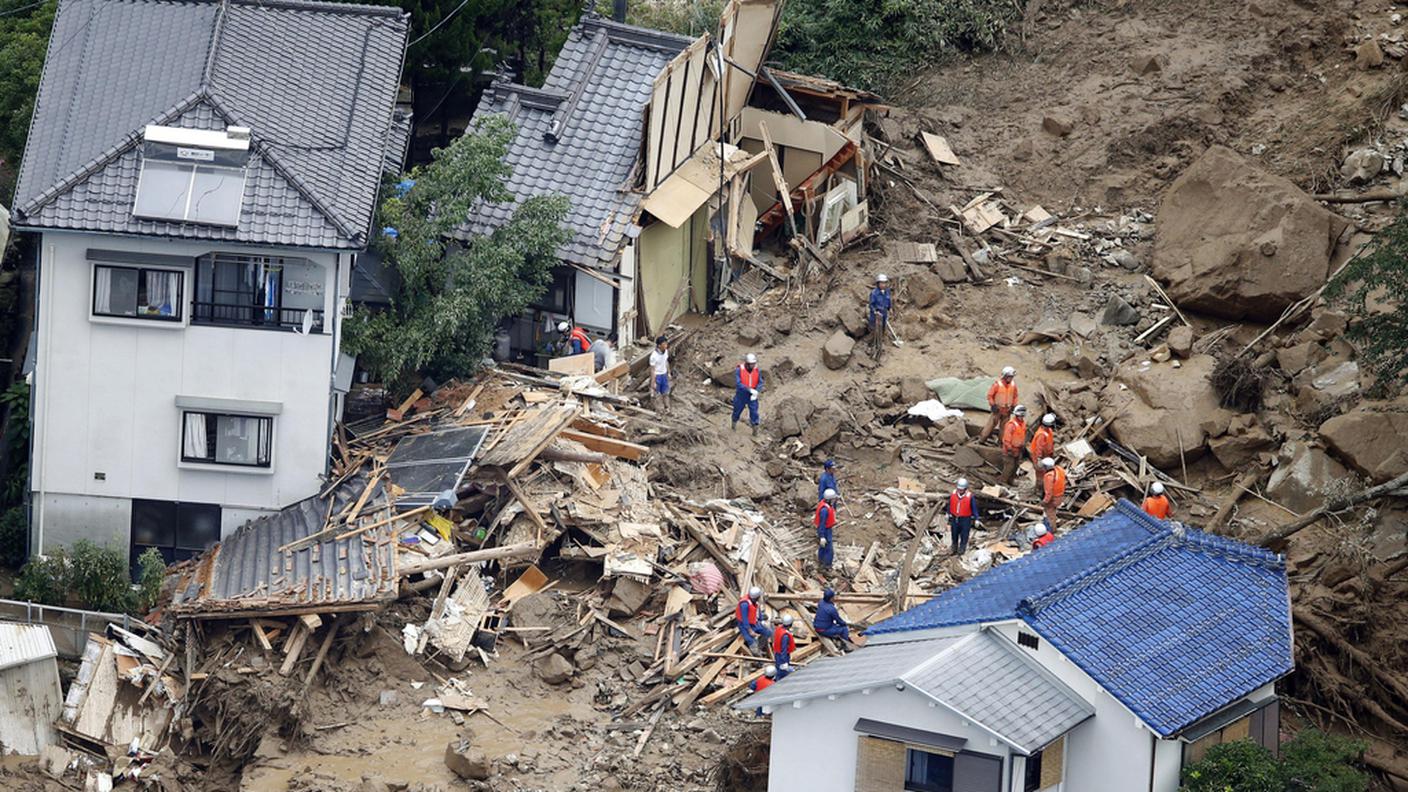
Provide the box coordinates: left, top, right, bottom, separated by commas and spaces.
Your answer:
867, 500, 1294, 737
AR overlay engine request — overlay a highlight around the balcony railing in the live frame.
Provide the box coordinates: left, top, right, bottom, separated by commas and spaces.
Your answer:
191, 301, 325, 332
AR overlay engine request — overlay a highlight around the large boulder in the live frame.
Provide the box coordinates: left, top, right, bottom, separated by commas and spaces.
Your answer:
1101, 355, 1233, 468
800, 408, 844, 453
1151, 146, 1348, 321
821, 331, 855, 370
1319, 404, 1408, 483
1268, 441, 1349, 513
907, 271, 945, 308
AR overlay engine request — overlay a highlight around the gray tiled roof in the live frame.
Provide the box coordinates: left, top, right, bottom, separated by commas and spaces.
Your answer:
13, 0, 408, 250
738, 630, 1094, 755
460, 16, 692, 268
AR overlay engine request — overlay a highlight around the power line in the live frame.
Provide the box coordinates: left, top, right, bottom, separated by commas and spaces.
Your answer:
407, 0, 471, 48
0, 1, 48, 18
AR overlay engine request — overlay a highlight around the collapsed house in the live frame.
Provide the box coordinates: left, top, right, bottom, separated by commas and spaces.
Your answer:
464, 1, 882, 362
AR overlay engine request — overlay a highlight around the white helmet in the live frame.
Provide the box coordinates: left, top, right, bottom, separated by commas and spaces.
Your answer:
1013, 405, 1027, 416
748, 586, 762, 600
1151, 482, 1165, 495
1041, 457, 1056, 469
1035, 523, 1049, 535
781, 614, 794, 627
764, 665, 777, 678
956, 478, 969, 490
1001, 366, 1016, 378
823, 488, 837, 500
876, 273, 889, 283
1042, 413, 1056, 427
745, 353, 758, 364
557, 321, 569, 332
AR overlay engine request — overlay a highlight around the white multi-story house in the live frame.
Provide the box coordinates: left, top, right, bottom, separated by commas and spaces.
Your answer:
11, 0, 409, 567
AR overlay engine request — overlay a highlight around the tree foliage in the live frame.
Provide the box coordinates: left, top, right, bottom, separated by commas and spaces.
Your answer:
15, 539, 158, 614
773, 0, 1021, 91
0, 0, 55, 197
1181, 732, 1367, 792
1325, 204, 1408, 387
341, 115, 568, 392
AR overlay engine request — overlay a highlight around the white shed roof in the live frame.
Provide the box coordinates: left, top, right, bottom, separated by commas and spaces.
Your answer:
0, 623, 58, 671
737, 629, 1095, 754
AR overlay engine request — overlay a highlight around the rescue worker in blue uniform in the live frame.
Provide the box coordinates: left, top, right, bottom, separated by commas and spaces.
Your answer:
867, 273, 892, 358
749, 665, 777, 716
817, 459, 838, 502
813, 588, 851, 645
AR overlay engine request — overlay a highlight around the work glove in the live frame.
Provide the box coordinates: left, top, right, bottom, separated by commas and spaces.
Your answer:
750, 388, 758, 401
819, 538, 828, 547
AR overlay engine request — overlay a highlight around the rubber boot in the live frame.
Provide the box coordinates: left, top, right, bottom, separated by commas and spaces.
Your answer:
752, 423, 759, 437
731, 420, 738, 431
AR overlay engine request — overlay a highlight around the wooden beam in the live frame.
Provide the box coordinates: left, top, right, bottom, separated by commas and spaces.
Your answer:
279, 623, 311, 675
594, 361, 630, 384
569, 417, 627, 439
699, 642, 823, 707
397, 542, 541, 578
502, 473, 551, 546
559, 429, 648, 461
251, 620, 273, 651
675, 637, 743, 712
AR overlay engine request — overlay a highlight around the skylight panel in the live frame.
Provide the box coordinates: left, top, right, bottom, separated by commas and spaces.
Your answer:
133, 125, 251, 227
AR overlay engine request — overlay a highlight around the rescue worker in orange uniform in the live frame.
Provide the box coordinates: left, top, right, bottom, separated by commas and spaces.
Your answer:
979, 366, 1019, 443
557, 321, 591, 356
1000, 405, 1028, 484
771, 615, 796, 680
1029, 413, 1057, 490
944, 479, 979, 555
749, 665, 778, 715
1142, 482, 1173, 519
815, 489, 838, 569
1040, 457, 1067, 530
1032, 523, 1055, 549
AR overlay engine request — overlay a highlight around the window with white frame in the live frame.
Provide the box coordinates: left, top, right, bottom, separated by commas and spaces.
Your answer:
92, 264, 183, 321
181, 411, 272, 468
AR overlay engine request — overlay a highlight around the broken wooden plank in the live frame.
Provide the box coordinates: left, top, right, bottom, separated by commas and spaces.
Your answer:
386, 388, 423, 421
919, 131, 961, 166
757, 121, 797, 237
397, 542, 541, 578
559, 429, 648, 462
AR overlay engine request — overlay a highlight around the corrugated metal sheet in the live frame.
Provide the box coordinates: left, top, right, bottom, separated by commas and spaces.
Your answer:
0, 623, 58, 672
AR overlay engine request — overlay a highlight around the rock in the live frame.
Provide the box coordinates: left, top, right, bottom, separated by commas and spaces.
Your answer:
1166, 325, 1194, 358
1209, 423, 1275, 469
1130, 53, 1166, 75
839, 306, 869, 338
934, 257, 969, 283
1341, 148, 1384, 183
1041, 113, 1074, 137
377, 690, 398, 708
1045, 247, 1076, 275
792, 480, 816, 511
800, 408, 843, 453
534, 653, 576, 685
1355, 40, 1385, 70
1044, 342, 1073, 370
445, 740, 493, 781
1293, 360, 1360, 412
1102, 355, 1233, 468
1267, 441, 1350, 513
1275, 340, 1326, 376
775, 411, 804, 439
950, 446, 986, 469
1319, 404, 1408, 482
1073, 266, 1094, 285
606, 576, 650, 618
1101, 295, 1140, 326
1151, 145, 1349, 321
1072, 346, 1102, 378
1303, 309, 1348, 340
907, 271, 945, 308
736, 326, 763, 346
709, 363, 738, 388
899, 376, 929, 405
822, 330, 855, 370
936, 418, 969, 446
1108, 248, 1140, 271
510, 592, 562, 631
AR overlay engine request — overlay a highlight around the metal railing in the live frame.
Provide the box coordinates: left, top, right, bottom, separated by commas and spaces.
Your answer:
190, 301, 325, 332
0, 598, 157, 659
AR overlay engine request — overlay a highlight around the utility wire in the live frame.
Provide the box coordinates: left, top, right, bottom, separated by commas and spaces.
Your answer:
0, 0, 46, 18
407, 0, 471, 48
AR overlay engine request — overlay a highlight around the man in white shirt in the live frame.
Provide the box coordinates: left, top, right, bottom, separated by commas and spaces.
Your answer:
590, 333, 617, 373
648, 336, 671, 412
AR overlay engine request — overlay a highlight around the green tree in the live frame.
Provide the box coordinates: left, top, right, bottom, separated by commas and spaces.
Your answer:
1182, 740, 1281, 792
341, 115, 569, 392
1279, 730, 1367, 792
773, 0, 1019, 91
0, 0, 56, 198
1325, 205, 1408, 387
